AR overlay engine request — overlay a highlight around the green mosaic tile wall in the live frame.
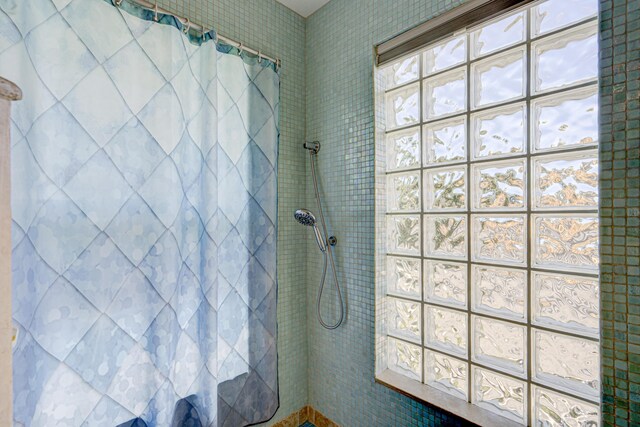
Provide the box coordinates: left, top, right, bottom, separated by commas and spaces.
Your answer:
305, 1, 468, 425
151, 1, 309, 424
599, 0, 640, 426
306, 0, 638, 426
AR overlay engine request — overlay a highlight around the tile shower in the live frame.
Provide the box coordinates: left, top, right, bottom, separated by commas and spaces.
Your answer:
0, 0, 637, 426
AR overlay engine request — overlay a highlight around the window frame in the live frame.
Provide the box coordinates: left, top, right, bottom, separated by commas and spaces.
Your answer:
373, 1, 600, 425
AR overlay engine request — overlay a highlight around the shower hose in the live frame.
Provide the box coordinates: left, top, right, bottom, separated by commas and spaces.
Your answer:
309, 150, 345, 330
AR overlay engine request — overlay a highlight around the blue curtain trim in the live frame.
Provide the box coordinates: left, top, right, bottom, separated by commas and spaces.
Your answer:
106, 0, 279, 72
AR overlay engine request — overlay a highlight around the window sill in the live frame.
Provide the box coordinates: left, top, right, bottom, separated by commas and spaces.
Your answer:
375, 369, 523, 427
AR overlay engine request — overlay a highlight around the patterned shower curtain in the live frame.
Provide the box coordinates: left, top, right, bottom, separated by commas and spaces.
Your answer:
0, 0, 279, 425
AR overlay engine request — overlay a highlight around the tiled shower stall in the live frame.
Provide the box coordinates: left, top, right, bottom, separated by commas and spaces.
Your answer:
2, 0, 638, 425
125, 0, 639, 425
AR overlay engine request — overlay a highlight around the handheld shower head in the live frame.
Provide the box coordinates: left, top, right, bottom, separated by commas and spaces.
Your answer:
294, 209, 326, 252
294, 208, 316, 226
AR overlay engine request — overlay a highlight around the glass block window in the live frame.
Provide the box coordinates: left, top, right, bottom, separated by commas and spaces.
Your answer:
375, 0, 599, 425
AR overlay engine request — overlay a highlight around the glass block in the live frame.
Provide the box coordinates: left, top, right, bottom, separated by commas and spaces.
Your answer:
470, 11, 526, 59
424, 260, 467, 308
424, 166, 466, 211
387, 256, 421, 299
387, 297, 421, 343
472, 265, 526, 321
531, 0, 598, 36
532, 385, 600, 426
533, 151, 598, 210
471, 103, 526, 159
385, 83, 420, 130
425, 305, 467, 357
532, 87, 598, 152
386, 127, 420, 172
424, 215, 467, 260
471, 47, 526, 109
386, 215, 420, 255
423, 117, 466, 165
532, 23, 598, 93
424, 349, 468, 400
423, 68, 466, 120
472, 316, 526, 376
472, 215, 526, 266
388, 337, 422, 381
424, 34, 466, 76
533, 214, 599, 272
532, 329, 600, 400
472, 366, 527, 424
532, 271, 599, 336
384, 54, 420, 89
387, 172, 420, 212
472, 160, 525, 210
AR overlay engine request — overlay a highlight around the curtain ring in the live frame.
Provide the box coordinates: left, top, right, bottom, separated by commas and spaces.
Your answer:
182, 18, 190, 34
153, 1, 159, 21
257, 51, 263, 63
237, 43, 244, 56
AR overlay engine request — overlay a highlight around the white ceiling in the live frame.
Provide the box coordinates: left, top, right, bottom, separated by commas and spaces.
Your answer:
275, 0, 331, 17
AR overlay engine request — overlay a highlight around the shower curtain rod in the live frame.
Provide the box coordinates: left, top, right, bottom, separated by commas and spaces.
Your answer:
118, 0, 281, 67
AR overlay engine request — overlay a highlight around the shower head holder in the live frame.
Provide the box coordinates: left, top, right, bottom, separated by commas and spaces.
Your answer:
303, 141, 320, 154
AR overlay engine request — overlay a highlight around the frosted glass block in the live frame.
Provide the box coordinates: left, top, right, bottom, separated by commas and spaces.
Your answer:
471, 47, 526, 109
532, 329, 600, 400
387, 172, 420, 212
533, 214, 599, 272
423, 68, 466, 120
384, 54, 419, 89
471, 103, 526, 159
472, 316, 526, 376
470, 11, 526, 59
425, 305, 467, 357
532, 271, 599, 336
532, 385, 600, 426
388, 337, 422, 381
424, 166, 466, 211
423, 117, 466, 165
532, 23, 598, 93
531, 0, 598, 36
386, 215, 420, 255
424, 34, 466, 76
424, 350, 468, 400
472, 160, 525, 210
386, 127, 420, 171
472, 366, 527, 424
424, 260, 467, 308
472, 265, 526, 321
533, 151, 598, 210
423, 215, 467, 260
387, 256, 421, 299
472, 215, 526, 266
387, 297, 421, 343
385, 83, 420, 130
532, 87, 598, 152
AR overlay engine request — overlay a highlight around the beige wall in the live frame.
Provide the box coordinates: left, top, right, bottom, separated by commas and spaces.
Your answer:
0, 77, 21, 427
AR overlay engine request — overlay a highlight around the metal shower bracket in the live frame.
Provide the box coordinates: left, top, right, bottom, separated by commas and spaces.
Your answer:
303, 141, 320, 154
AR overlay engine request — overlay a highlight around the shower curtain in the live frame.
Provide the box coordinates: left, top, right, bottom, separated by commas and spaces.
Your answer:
0, 0, 279, 425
